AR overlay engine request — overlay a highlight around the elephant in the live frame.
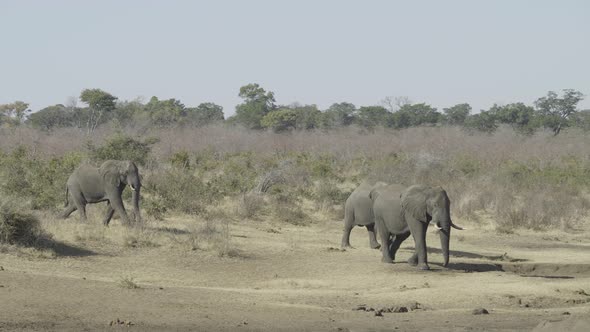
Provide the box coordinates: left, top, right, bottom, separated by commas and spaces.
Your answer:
62, 160, 142, 226
371, 184, 464, 270
341, 181, 388, 249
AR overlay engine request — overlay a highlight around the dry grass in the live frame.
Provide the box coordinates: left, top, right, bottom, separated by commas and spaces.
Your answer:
2, 124, 590, 233
118, 275, 140, 289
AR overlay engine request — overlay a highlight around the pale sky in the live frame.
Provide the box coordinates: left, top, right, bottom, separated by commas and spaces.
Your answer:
1, 0, 589, 115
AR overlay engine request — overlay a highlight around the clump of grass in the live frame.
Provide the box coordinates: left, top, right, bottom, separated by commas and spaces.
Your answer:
235, 193, 264, 219
118, 276, 140, 289
143, 169, 211, 215
0, 199, 51, 246
122, 226, 159, 248
143, 195, 167, 221
182, 218, 242, 257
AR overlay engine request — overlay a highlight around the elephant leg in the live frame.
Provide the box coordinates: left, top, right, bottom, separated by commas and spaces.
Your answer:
61, 205, 77, 219
407, 252, 418, 266
341, 224, 354, 249
108, 193, 131, 225
102, 203, 115, 226
407, 217, 429, 270
341, 205, 354, 248
376, 219, 393, 263
366, 224, 381, 249
389, 231, 411, 261
78, 205, 87, 222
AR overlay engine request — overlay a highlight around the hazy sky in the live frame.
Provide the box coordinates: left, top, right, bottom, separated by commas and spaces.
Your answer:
1, 0, 589, 115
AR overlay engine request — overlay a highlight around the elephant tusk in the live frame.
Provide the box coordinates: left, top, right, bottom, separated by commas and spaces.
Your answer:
451, 222, 465, 230
433, 223, 442, 230
129, 185, 136, 192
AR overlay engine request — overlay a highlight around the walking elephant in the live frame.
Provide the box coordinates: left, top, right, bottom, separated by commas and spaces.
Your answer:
62, 160, 142, 226
372, 184, 464, 270
341, 181, 388, 249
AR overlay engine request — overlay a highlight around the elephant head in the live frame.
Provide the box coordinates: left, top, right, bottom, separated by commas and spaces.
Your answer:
401, 185, 463, 267
99, 160, 142, 223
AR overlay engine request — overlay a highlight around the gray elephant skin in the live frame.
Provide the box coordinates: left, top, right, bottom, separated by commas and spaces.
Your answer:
62, 160, 142, 226
372, 184, 464, 270
341, 181, 388, 249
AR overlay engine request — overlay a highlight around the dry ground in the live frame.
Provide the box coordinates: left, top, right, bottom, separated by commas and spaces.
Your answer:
1, 209, 589, 332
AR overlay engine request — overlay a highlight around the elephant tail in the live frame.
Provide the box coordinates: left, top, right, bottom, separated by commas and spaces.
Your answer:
64, 186, 69, 207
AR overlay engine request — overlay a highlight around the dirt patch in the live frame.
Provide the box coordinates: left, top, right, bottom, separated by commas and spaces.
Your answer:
1, 216, 589, 331
502, 263, 590, 277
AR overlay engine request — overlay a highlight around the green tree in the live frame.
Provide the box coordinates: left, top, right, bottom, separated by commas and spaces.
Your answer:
492, 103, 538, 135
88, 134, 158, 166
111, 99, 144, 126
186, 102, 224, 126
394, 103, 440, 128
79, 89, 117, 133
260, 104, 321, 132
27, 104, 73, 130
291, 104, 322, 130
231, 83, 276, 129
463, 110, 498, 134
572, 109, 590, 131
0, 101, 30, 126
443, 103, 471, 125
322, 102, 356, 128
143, 96, 186, 127
260, 109, 298, 132
356, 106, 390, 130
534, 89, 584, 136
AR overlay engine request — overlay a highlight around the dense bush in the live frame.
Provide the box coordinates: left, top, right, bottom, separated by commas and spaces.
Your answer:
0, 125, 589, 231
0, 199, 49, 246
88, 134, 158, 166
0, 146, 84, 209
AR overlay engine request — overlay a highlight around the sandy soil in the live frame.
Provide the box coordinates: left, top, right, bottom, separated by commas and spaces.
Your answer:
1, 213, 589, 332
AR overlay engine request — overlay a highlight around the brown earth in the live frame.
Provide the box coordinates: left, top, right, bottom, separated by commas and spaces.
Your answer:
1, 212, 589, 332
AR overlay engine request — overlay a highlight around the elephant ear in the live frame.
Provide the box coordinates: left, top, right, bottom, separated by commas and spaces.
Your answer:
401, 185, 428, 222
369, 187, 381, 202
368, 182, 388, 202
99, 161, 124, 188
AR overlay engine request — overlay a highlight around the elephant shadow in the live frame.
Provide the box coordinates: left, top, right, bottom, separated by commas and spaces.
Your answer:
402, 246, 528, 262
36, 238, 97, 257
437, 261, 504, 272
399, 246, 525, 273
152, 226, 191, 235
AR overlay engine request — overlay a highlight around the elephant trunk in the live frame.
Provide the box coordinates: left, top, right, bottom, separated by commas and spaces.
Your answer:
132, 187, 142, 223
440, 227, 450, 267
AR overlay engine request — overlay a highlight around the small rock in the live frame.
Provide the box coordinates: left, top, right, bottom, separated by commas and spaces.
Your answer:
472, 308, 489, 315
0, 266, 4, 271
393, 306, 409, 313
562, 311, 571, 315
0, 285, 4, 288
354, 305, 367, 311
159, 287, 164, 290
408, 302, 423, 310
374, 310, 383, 317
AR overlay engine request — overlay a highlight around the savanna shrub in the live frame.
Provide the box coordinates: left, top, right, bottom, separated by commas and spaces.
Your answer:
88, 134, 158, 166
0, 200, 49, 246
169, 150, 191, 169
143, 169, 216, 215
0, 146, 84, 209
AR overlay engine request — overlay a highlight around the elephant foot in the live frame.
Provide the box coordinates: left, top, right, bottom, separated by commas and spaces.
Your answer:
370, 242, 381, 250
407, 255, 418, 266
341, 243, 354, 249
417, 264, 430, 271
381, 257, 394, 264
